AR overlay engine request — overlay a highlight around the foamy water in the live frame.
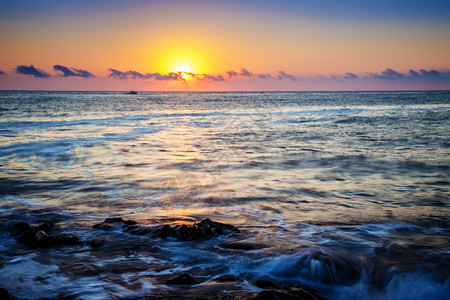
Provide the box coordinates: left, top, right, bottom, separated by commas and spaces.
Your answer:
0, 91, 449, 299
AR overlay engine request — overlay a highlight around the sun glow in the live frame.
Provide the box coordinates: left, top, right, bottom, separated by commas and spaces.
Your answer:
180, 72, 189, 80
151, 42, 214, 75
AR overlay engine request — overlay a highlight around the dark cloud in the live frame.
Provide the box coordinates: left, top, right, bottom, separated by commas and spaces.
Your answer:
53, 65, 94, 78
345, 72, 358, 79
383, 68, 403, 77
201, 74, 226, 81
373, 68, 404, 79
0, 70, 5, 76
276, 70, 297, 81
108, 69, 183, 81
226, 67, 253, 79
15, 65, 51, 78
257, 73, 272, 79
126, 70, 146, 79
419, 69, 441, 77
226, 70, 239, 79
376, 68, 450, 80
409, 69, 420, 77
240, 68, 252, 77
150, 72, 181, 80
108, 68, 128, 79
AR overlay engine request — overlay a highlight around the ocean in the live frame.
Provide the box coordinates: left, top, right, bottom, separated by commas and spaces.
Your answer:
0, 91, 449, 299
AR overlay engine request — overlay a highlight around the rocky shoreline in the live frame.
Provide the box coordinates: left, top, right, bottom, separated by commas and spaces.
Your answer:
1, 218, 326, 300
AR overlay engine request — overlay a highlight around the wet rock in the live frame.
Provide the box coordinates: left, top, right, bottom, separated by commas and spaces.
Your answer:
38, 221, 56, 232
244, 288, 323, 300
17, 222, 81, 248
165, 273, 200, 285
92, 217, 137, 230
220, 241, 268, 251
244, 290, 294, 300
160, 218, 239, 241
0, 288, 14, 300
11, 222, 31, 235
252, 279, 278, 289
215, 274, 237, 282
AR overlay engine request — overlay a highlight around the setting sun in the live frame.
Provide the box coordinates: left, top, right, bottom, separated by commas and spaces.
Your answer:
180, 72, 189, 79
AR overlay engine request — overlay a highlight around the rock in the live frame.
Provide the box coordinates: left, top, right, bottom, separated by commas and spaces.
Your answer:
215, 274, 237, 282
103, 217, 125, 223
165, 273, 200, 285
38, 221, 55, 232
17, 222, 81, 248
252, 279, 278, 289
0, 288, 13, 300
160, 218, 239, 241
92, 217, 137, 229
11, 222, 31, 235
243, 288, 324, 300
244, 290, 295, 300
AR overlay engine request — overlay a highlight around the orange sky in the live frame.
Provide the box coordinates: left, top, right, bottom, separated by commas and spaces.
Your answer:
1, 1, 449, 90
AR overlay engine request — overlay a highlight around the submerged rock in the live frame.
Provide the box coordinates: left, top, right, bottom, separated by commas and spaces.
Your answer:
165, 273, 200, 285
251, 279, 279, 289
160, 218, 239, 241
92, 217, 137, 230
244, 288, 323, 300
16, 222, 81, 248
11, 222, 31, 235
215, 274, 237, 282
0, 288, 14, 300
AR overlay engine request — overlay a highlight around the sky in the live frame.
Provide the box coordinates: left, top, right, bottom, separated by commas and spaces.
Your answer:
1, 0, 450, 91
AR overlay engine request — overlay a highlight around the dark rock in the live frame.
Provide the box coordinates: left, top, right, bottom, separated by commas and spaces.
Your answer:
288, 287, 324, 300
103, 217, 125, 223
38, 221, 55, 232
165, 273, 200, 285
160, 218, 239, 241
17, 222, 81, 248
93, 217, 137, 230
244, 290, 295, 300
243, 288, 324, 300
220, 241, 269, 251
11, 222, 31, 235
0, 288, 13, 300
215, 274, 237, 282
252, 279, 278, 289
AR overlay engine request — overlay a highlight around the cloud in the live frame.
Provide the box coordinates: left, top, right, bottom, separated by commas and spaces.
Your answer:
373, 68, 404, 79
411, 69, 442, 77
107, 67, 300, 82
200, 74, 226, 81
345, 72, 358, 79
276, 70, 297, 81
226, 70, 238, 79
108, 68, 128, 79
15, 65, 51, 78
226, 67, 253, 79
239, 68, 252, 77
125, 70, 146, 79
0, 70, 6, 76
53, 65, 94, 78
257, 73, 272, 79
370, 68, 450, 80
108, 69, 184, 81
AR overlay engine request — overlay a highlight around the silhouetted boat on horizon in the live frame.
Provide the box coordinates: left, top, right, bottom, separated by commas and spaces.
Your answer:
126, 90, 138, 94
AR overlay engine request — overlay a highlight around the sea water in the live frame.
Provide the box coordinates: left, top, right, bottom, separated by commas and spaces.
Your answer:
0, 91, 449, 299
